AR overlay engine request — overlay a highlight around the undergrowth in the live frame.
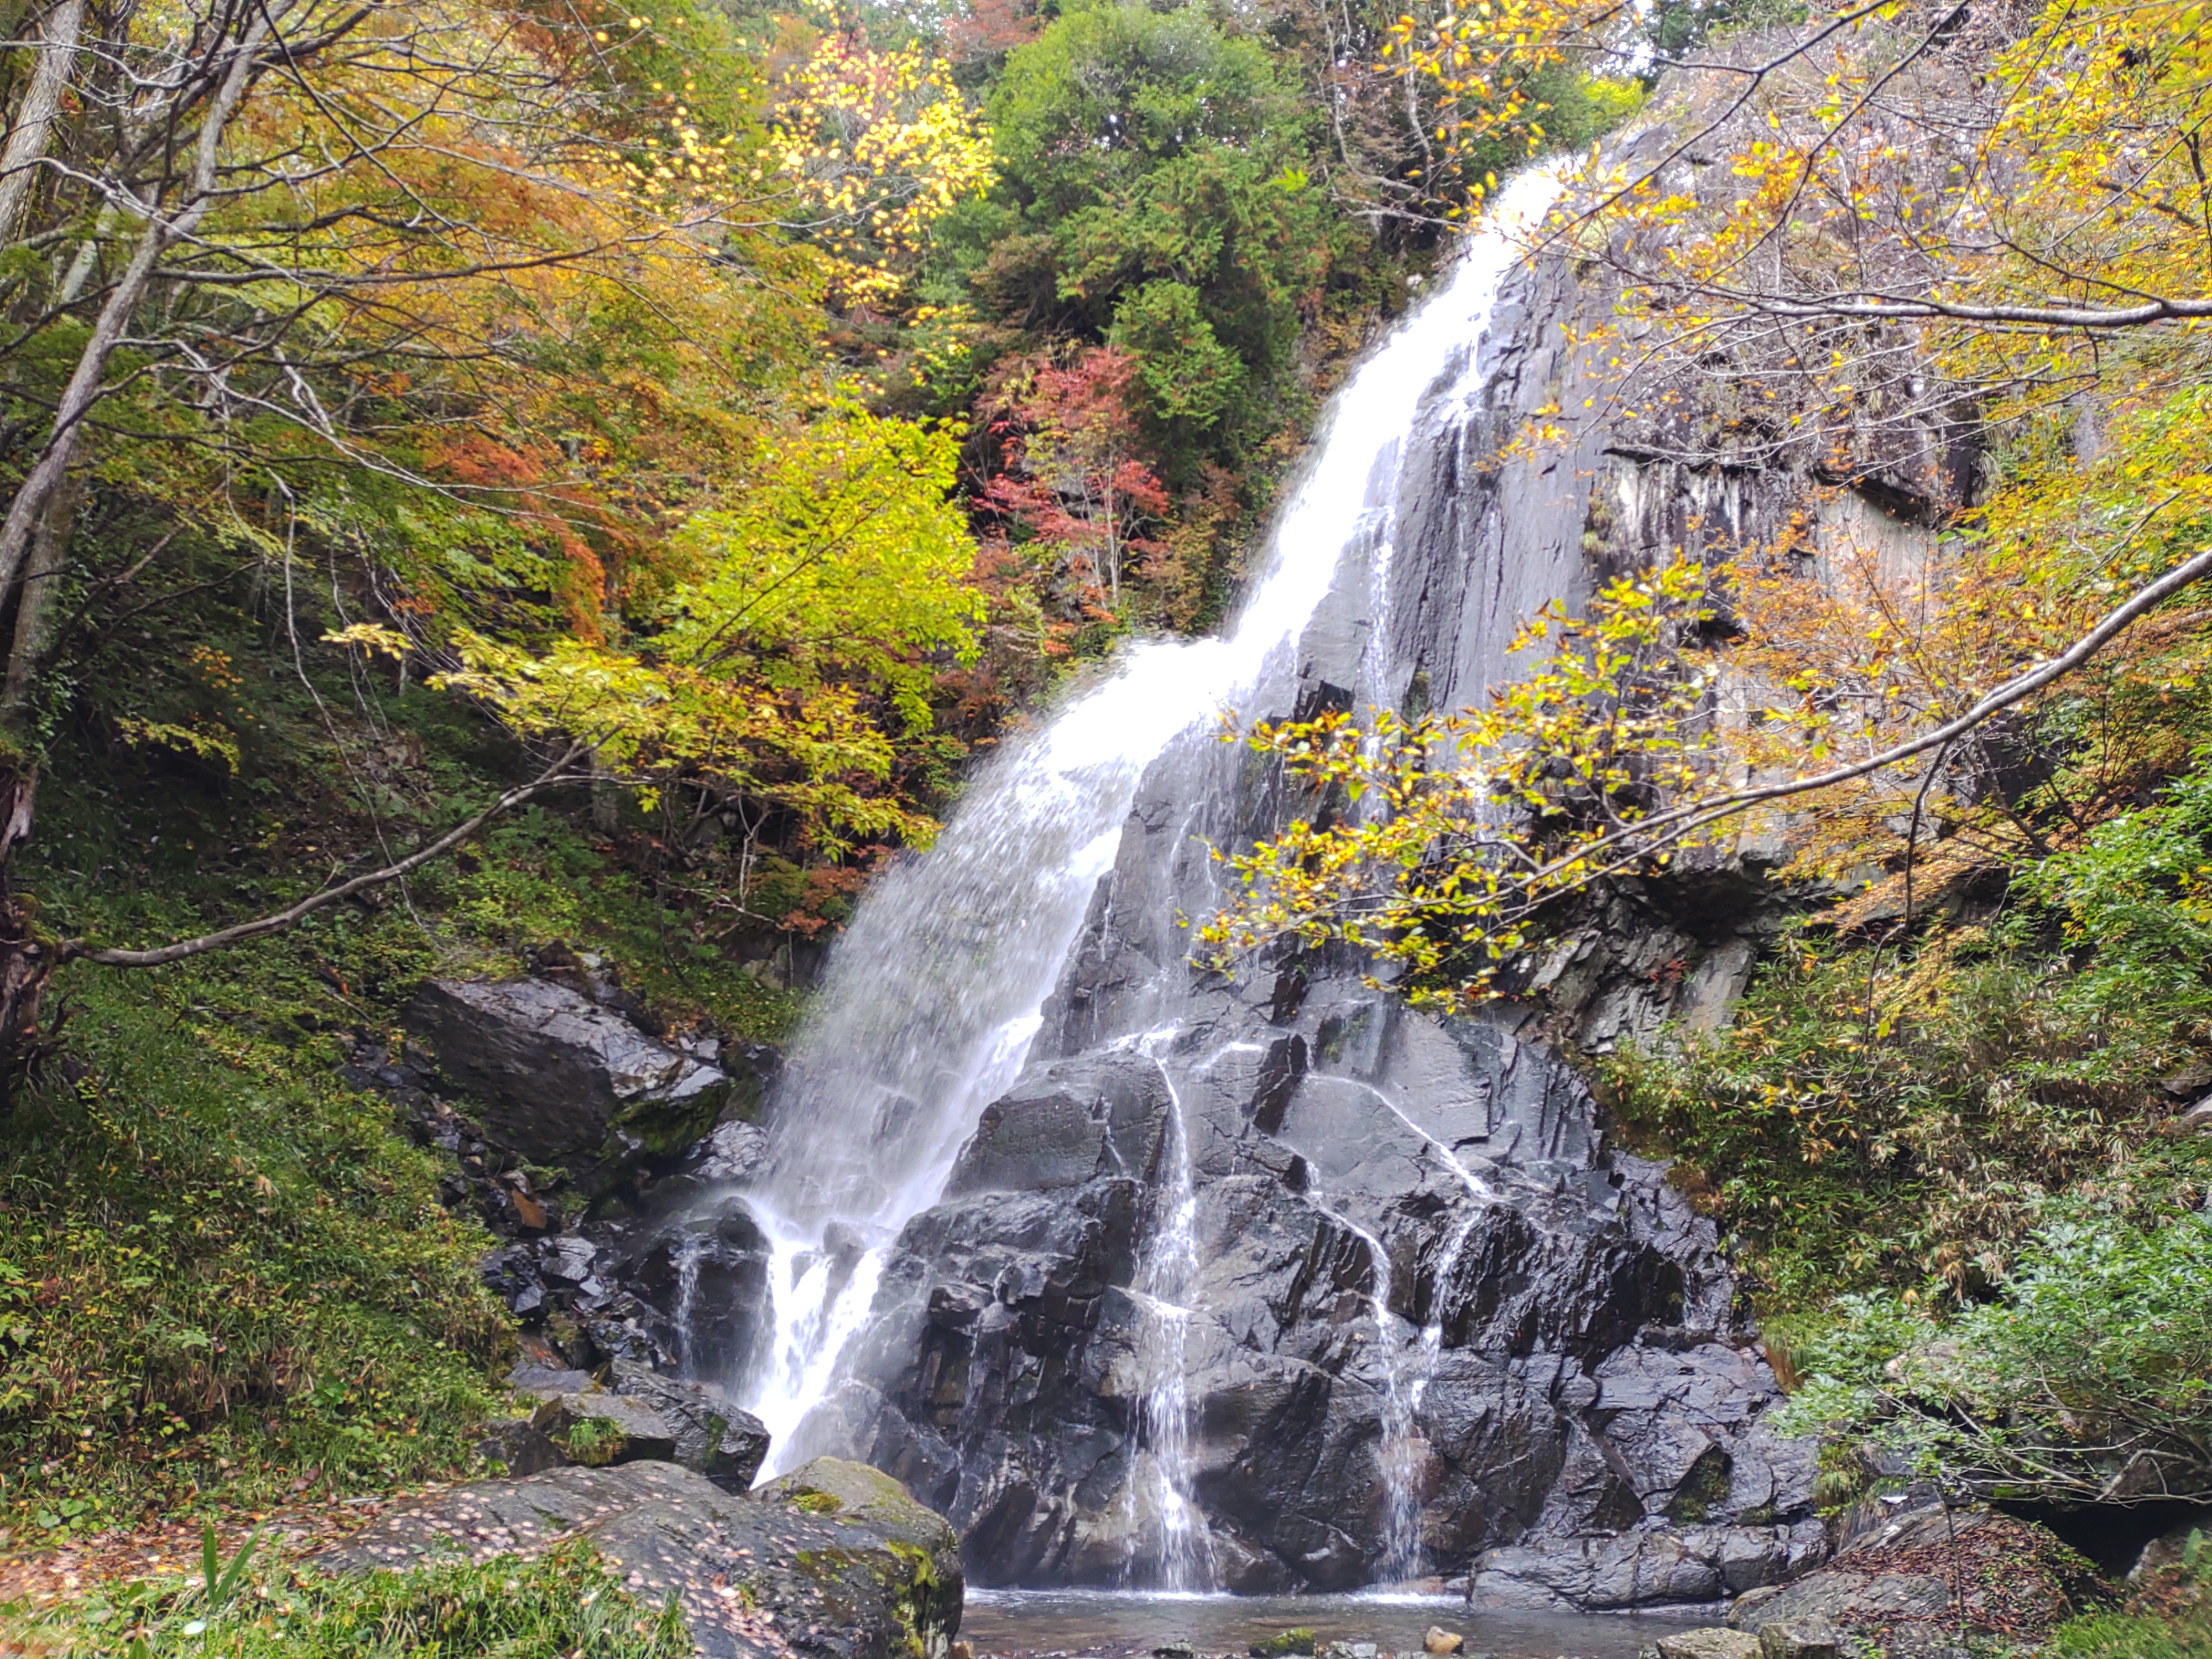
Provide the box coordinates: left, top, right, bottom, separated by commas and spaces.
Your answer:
1603, 773, 2212, 1312
0, 966, 508, 1537
2043, 1531, 2212, 1656
0, 570, 813, 1545
1603, 749, 2212, 1517
11, 1535, 690, 1657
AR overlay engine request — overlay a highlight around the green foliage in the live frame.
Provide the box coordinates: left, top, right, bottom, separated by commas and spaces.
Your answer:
557, 1416, 627, 1467
0, 562, 815, 1533
980, 1, 1332, 467
1601, 752, 2212, 1305
1775, 1208, 2212, 1506
1601, 753, 2212, 1514
14, 1537, 690, 1657
988, 6, 1307, 216
1107, 280, 1250, 431
1606, 918, 2212, 1303
2019, 754, 2212, 1020
435, 408, 984, 857
658, 409, 984, 727
2048, 1532, 2212, 1656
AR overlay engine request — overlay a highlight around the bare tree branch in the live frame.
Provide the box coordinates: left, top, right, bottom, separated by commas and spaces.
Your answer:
61, 740, 593, 967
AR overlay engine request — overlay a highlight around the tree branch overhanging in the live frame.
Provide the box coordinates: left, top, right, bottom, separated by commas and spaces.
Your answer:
60, 740, 593, 968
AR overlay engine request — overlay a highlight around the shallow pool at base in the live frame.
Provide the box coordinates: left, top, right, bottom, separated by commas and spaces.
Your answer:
958, 1589, 1707, 1659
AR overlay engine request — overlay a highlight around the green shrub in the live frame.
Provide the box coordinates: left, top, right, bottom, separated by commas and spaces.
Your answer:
1604, 907, 2212, 1307
2047, 1530, 2212, 1656
1775, 1207, 2212, 1508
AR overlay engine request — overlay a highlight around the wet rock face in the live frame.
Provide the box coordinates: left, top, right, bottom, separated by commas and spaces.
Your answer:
812, 998, 1817, 1597
313, 1457, 963, 1659
354, 966, 779, 1378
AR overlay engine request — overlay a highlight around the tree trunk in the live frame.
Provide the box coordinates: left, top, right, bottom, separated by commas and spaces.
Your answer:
1, 473, 81, 724
0, 0, 87, 247
0, 755, 55, 1100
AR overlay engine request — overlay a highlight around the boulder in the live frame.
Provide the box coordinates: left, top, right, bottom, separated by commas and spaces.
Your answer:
475, 1415, 566, 1477
404, 977, 728, 1176
1726, 1503, 2096, 1651
609, 1359, 770, 1490
1469, 1521, 1827, 1610
531, 1384, 680, 1464
313, 1457, 963, 1659
691, 1119, 770, 1183
2130, 1512, 2210, 1580
1640, 1632, 1760, 1659
1756, 1618, 1845, 1659
1422, 1629, 1463, 1655
509, 1363, 596, 1400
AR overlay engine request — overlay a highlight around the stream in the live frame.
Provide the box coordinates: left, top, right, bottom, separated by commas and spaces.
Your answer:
960, 1589, 1695, 1658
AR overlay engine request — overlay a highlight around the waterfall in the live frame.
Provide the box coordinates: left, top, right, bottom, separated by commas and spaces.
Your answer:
720, 168, 1566, 1491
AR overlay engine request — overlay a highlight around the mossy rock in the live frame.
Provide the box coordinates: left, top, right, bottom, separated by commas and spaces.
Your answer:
317, 1459, 966, 1659
759, 1458, 963, 1655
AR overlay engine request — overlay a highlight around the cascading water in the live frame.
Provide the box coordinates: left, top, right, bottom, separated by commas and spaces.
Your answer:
717, 170, 1567, 1538
1120, 1031, 1211, 1593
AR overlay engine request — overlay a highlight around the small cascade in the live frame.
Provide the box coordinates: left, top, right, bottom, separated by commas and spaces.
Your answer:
1300, 1175, 1427, 1582
672, 1233, 705, 1378
1291, 1084, 1503, 1583
1123, 1035, 1212, 1592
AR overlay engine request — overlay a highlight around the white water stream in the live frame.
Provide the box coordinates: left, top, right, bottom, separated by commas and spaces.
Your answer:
723, 172, 1566, 1542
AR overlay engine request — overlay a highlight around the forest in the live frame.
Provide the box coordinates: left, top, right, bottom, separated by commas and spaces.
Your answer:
0, 0, 2209, 1651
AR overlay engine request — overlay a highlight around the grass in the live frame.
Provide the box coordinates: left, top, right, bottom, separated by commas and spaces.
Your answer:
11, 1533, 691, 1657
0, 964, 511, 1539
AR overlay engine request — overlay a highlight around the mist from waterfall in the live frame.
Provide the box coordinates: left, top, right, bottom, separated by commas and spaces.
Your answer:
719, 170, 1566, 1522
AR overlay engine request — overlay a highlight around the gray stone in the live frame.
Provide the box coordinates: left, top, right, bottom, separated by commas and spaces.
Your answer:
508, 1363, 594, 1399
474, 1415, 565, 1477
530, 1384, 679, 1464
2130, 1513, 2210, 1580
1729, 1503, 2084, 1648
1652, 1632, 1761, 1659
312, 1458, 962, 1659
404, 977, 728, 1175
692, 1118, 769, 1182
608, 1358, 769, 1490
1757, 1618, 1844, 1659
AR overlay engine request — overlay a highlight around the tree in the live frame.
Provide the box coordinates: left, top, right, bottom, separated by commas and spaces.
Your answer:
1203, 0, 2212, 1003
979, 346, 1170, 615
0, 0, 992, 1070
766, 36, 996, 305
978, 2, 1333, 464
